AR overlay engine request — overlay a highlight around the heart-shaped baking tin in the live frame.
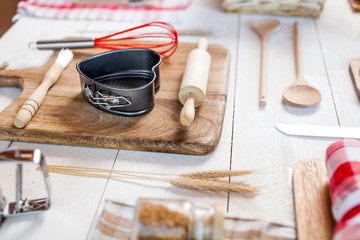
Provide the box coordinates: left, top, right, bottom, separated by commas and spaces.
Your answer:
76, 48, 161, 116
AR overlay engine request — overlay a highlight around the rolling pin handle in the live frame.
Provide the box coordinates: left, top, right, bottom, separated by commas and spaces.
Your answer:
13, 64, 64, 129
197, 38, 208, 51
180, 92, 195, 126
14, 100, 39, 129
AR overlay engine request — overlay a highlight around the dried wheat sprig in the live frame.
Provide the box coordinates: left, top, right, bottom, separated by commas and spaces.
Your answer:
45, 167, 168, 182
44, 165, 255, 179
44, 168, 259, 194
180, 170, 253, 179
169, 178, 259, 194
44, 165, 178, 177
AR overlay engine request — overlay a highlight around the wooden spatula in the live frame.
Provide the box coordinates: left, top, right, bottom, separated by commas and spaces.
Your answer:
250, 18, 280, 107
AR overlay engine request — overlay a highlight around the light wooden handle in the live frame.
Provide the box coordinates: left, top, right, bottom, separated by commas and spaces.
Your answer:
14, 63, 64, 128
197, 37, 208, 50
350, 60, 360, 100
294, 22, 302, 76
259, 37, 268, 107
180, 93, 195, 126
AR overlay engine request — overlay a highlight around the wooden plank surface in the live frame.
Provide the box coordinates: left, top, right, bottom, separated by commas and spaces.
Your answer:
316, 0, 360, 127
229, 14, 337, 225
0, 3, 238, 239
0, 43, 229, 155
293, 158, 334, 240
0, 0, 357, 239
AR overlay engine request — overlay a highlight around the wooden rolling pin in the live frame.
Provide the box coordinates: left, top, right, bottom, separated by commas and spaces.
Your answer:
178, 38, 211, 126
14, 49, 74, 129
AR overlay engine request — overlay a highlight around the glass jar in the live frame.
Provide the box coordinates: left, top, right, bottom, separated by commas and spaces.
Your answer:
131, 198, 224, 240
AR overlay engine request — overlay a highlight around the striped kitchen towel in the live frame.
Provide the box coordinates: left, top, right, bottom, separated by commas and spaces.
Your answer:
90, 200, 296, 240
326, 139, 360, 240
15, 0, 192, 23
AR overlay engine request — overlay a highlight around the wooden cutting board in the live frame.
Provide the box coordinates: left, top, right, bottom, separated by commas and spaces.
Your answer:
0, 42, 229, 155
293, 158, 335, 240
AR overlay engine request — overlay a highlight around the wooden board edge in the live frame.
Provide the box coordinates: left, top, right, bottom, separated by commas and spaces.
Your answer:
0, 128, 220, 155
292, 158, 335, 240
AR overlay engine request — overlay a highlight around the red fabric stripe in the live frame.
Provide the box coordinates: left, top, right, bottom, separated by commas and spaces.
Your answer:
21, 0, 192, 11
330, 162, 360, 189
334, 205, 360, 232
327, 139, 360, 163
326, 140, 345, 162
342, 205, 360, 223
326, 140, 360, 239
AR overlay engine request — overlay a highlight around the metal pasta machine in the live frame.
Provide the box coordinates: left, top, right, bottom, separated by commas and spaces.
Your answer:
0, 149, 51, 223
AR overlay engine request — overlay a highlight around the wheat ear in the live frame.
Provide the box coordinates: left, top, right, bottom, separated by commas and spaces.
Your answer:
180, 170, 253, 179
169, 178, 259, 194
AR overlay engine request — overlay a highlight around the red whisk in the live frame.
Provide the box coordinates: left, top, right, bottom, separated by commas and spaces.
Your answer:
29, 22, 178, 59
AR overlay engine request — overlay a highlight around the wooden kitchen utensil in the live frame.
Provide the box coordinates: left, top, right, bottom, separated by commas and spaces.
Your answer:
0, 42, 229, 155
250, 18, 280, 107
349, 59, 360, 100
14, 49, 73, 128
293, 158, 334, 240
178, 38, 211, 126
349, 0, 360, 11
282, 22, 322, 107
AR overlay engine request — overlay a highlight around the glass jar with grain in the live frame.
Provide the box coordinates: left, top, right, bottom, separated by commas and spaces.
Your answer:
131, 198, 224, 240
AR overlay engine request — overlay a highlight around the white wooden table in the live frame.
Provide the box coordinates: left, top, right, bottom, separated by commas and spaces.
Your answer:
0, 0, 359, 239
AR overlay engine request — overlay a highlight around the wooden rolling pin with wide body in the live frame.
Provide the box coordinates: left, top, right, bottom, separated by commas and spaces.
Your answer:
178, 38, 211, 126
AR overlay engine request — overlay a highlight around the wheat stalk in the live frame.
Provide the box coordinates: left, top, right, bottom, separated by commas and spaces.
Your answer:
44, 167, 167, 182
180, 170, 253, 179
169, 178, 259, 194
44, 165, 177, 177
41, 165, 259, 194
44, 165, 254, 179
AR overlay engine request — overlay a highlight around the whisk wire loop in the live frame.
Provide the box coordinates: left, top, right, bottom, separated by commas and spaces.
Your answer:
94, 21, 178, 58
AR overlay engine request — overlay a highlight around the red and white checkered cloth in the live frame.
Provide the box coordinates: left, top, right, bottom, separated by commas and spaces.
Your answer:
326, 139, 360, 240
16, 0, 191, 22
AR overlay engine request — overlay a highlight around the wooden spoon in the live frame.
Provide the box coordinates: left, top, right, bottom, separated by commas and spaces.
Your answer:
251, 18, 280, 107
282, 22, 322, 107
